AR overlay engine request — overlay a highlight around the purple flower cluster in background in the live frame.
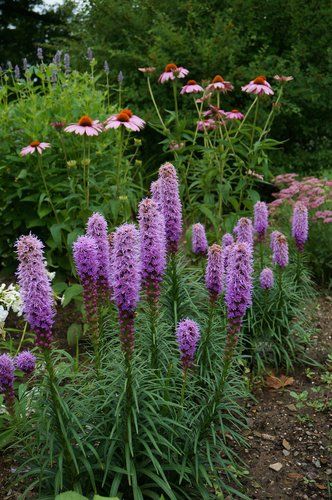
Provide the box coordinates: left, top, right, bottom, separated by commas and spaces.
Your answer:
205, 244, 223, 301
16, 234, 55, 349
176, 319, 200, 370
0, 354, 15, 406
158, 163, 182, 253
86, 212, 112, 300
260, 267, 274, 289
254, 201, 269, 240
234, 217, 253, 250
292, 202, 309, 252
191, 223, 208, 255
271, 231, 289, 268
15, 351, 36, 375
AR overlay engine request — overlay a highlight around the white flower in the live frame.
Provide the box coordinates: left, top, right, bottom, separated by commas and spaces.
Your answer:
47, 271, 56, 281
0, 305, 9, 323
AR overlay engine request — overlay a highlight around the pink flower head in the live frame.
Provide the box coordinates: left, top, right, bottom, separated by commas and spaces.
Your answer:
206, 75, 234, 93
274, 75, 293, 83
105, 108, 145, 132
180, 79, 203, 94
21, 141, 51, 156
64, 115, 103, 136
158, 63, 189, 84
226, 109, 244, 120
196, 92, 213, 103
197, 119, 216, 131
242, 75, 274, 96
50, 121, 65, 131
204, 105, 227, 120
138, 67, 156, 74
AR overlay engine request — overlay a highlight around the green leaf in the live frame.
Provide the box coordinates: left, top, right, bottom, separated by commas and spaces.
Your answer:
55, 492, 88, 500
62, 284, 83, 307
93, 496, 120, 500
67, 323, 82, 347
16, 169, 27, 180
53, 281, 68, 294
50, 223, 65, 247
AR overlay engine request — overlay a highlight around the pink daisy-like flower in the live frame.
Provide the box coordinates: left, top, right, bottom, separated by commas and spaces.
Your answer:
206, 75, 234, 93
158, 63, 189, 84
20, 140, 51, 156
226, 109, 244, 120
197, 119, 216, 131
105, 108, 145, 132
242, 75, 274, 96
204, 105, 227, 120
196, 92, 213, 103
180, 79, 203, 94
64, 115, 103, 136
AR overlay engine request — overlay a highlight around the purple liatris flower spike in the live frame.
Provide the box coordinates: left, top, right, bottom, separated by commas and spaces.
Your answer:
86, 212, 112, 300
234, 218, 253, 250
272, 232, 289, 268
64, 53, 70, 73
104, 60, 110, 74
14, 65, 20, 79
138, 198, 166, 301
176, 319, 200, 370
159, 162, 182, 253
221, 233, 234, 286
225, 242, 253, 336
22, 58, 28, 71
150, 179, 162, 210
191, 223, 208, 255
15, 351, 36, 375
292, 202, 309, 252
254, 201, 269, 240
222, 233, 234, 248
37, 47, 43, 61
16, 234, 55, 349
260, 267, 274, 289
205, 244, 223, 301
87, 47, 94, 61
113, 224, 140, 356
118, 70, 124, 83
0, 354, 15, 407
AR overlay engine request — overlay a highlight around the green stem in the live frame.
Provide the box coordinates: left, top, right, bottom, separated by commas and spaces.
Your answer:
234, 96, 259, 140
16, 322, 28, 355
37, 155, 59, 223
169, 252, 179, 331
250, 97, 260, 149
147, 77, 167, 132
259, 241, 264, 269
172, 81, 179, 129
148, 297, 159, 369
258, 86, 283, 141
200, 300, 216, 373
116, 127, 124, 196
180, 368, 188, 408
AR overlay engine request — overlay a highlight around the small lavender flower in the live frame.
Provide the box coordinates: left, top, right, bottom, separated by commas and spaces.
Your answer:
117, 70, 124, 83
15, 351, 36, 375
159, 163, 182, 253
113, 224, 140, 356
16, 235, 55, 349
176, 319, 200, 370
64, 53, 70, 73
260, 267, 274, 289
50, 69, 57, 84
292, 202, 309, 252
37, 47, 43, 61
86, 212, 112, 300
0, 354, 15, 406
222, 233, 234, 248
270, 230, 281, 252
205, 244, 223, 300
53, 50, 62, 65
272, 232, 289, 268
191, 223, 208, 255
234, 217, 253, 250
7, 61, 13, 70
104, 60, 110, 74
22, 58, 28, 71
138, 198, 166, 301
254, 201, 269, 240
14, 65, 20, 79
225, 242, 253, 336
87, 47, 94, 61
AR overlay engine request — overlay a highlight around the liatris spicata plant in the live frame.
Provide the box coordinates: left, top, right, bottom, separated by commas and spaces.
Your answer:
113, 224, 140, 358
86, 212, 112, 301
176, 319, 200, 371
0, 353, 15, 411
221, 233, 234, 287
205, 244, 223, 301
292, 201, 309, 252
260, 267, 274, 290
16, 234, 55, 349
159, 162, 182, 253
271, 232, 289, 268
191, 223, 208, 255
150, 179, 162, 209
254, 201, 269, 241
234, 218, 253, 250
15, 351, 36, 376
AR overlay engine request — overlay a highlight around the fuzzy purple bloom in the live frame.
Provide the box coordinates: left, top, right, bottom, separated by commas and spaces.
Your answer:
159, 163, 182, 253
176, 319, 200, 369
86, 212, 112, 300
254, 201, 269, 240
0, 354, 15, 406
221, 233, 234, 287
113, 224, 141, 356
150, 179, 163, 210
192, 223, 208, 255
138, 198, 166, 301
16, 234, 55, 349
234, 218, 254, 250
271, 232, 289, 268
205, 244, 223, 300
292, 202, 309, 252
15, 351, 36, 375
225, 242, 253, 336
222, 233, 234, 248
259, 268, 274, 289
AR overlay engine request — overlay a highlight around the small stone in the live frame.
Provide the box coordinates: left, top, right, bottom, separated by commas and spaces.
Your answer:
286, 404, 297, 412
282, 439, 291, 450
283, 450, 290, 456
269, 462, 283, 472
313, 459, 321, 468
262, 433, 276, 441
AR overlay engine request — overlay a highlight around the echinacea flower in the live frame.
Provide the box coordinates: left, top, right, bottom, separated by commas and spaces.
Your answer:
242, 76, 274, 96
50, 121, 65, 131
20, 141, 51, 156
158, 63, 189, 84
274, 75, 293, 83
206, 75, 234, 93
204, 105, 227, 119
180, 80, 203, 94
226, 109, 244, 120
197, 119, 216, 131
64, 115, 103, 136
105, 109, 145, 132
176, 318, 200, 370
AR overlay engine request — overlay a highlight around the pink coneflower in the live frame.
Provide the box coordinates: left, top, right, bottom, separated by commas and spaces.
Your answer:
20, 141, 51, 156
50, 121, 65, 131
206, 75, 234, 93
138, 67, 156, 74
158, 63, 189, 84
274, 75, 293, 83
204, 105, 227, 120
180, 80, 203, 94
196, 92, 213, 103
64, 115, 103, 136
105, 109, 145, 132
197, 119, 216, 131
226, 109, 244, 120
242, 76, 274, 96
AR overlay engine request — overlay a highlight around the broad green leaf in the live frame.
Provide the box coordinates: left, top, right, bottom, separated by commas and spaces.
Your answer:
67, 323, 82, 347
62, 284, 83, 307
55, 492, 88, 500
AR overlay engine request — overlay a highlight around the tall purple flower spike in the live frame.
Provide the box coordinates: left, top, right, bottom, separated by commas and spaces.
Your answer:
86, 212, 112, 300
150, 179, 162, 210
113, 224, 141, 356
16, 234, 55, 349
15, 351, 36, 375
254, 201, 269, 241
176, 318, 200, 370
225, 242, 253, 337
205, 244, 223, 301
0, 354, 15, 407
138, 198, 166, 302
292, 202, 309, 252
271, 231, 289, 268
234, 217, 253, 250
260, 268, 274, 289
158, 162, 182, 253
221, 233, 234, 287
192, 223, 208, 255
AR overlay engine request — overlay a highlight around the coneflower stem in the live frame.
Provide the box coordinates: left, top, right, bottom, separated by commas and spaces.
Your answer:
172, 81, 179, 128
259, 86, 283, 141
250, 96, 260, 149
234, 96, 258, 139
37, 155, 59, 223
147, 76, 167, 132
